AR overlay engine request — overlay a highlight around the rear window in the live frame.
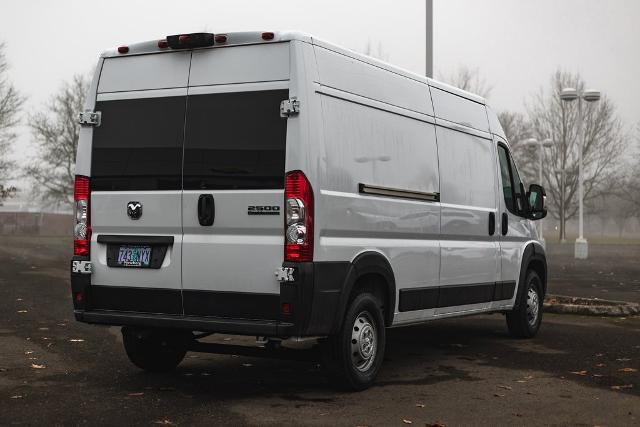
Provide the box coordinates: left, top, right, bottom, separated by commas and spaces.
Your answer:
183, 89, 288, 190
91, 96, 186, 191
91, 90, 287, 191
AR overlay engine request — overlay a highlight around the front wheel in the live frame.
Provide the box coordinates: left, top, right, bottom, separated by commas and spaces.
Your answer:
122, 327, 191, 372
323, 293, 386, 391
506, 270, 543, 338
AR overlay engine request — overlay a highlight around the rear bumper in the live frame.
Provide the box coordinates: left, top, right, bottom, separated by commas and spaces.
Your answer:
71, 258, 350, 338
75, 310, 295, 336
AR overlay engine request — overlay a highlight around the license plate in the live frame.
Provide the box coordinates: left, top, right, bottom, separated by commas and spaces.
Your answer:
117, 246, 152, 267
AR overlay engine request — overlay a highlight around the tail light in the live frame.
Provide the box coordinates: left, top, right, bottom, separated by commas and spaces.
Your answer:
73, 176, 91, 256
284, 171, 314, 262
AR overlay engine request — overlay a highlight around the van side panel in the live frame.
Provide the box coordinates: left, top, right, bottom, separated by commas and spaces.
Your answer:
312, 46, 441, 320
76, 59, 103, 177
313, 46, 434, 116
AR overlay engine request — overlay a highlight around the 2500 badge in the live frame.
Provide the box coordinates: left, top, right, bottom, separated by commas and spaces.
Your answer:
248, 205, 280, 215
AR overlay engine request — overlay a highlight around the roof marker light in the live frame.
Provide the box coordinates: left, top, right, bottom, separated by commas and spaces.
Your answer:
262, 32, 275, 40
158, 39, 168, 49
117, 46, 129, 54
215, 34, 227, 43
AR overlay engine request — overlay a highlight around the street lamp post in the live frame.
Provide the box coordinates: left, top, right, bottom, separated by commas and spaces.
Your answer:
522, 137, 554, 246
560, 87, 601, 259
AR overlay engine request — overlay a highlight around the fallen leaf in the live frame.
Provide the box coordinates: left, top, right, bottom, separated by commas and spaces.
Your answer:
16, 298, 22, 301
493, 393, 505, 398
595, 363, 606, 368
611, 384, 633, 390
69, 339, 84, 343
17, 310, 28, 313
593, 374, 603, 378
524, 375, 534, 380
619, 368, 637, 373
24, 351, 33, 355
416, 403, 425, 408
128, 392, 145, 396
616, 358, 631, 362
570, 371, 588, 376
402, 420, 412, 425
153, 420, 176, 426
30, 364, 46, 369
10, 395, 23, 399
498, 385, 512, 390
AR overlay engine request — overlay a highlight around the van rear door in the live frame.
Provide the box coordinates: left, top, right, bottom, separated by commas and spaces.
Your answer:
89, 52, 189, 314
181, 44, 289, 320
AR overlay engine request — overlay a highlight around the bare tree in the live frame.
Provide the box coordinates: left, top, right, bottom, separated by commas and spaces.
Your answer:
362, 40, 390, 62
528, 70, 626, 241
25, 75, 88, 208
498, 111, 538, 184
440, 65, 492, 98
0, 42, 24, 204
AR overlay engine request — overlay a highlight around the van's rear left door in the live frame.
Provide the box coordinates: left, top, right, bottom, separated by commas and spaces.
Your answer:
89, 52, 190, 315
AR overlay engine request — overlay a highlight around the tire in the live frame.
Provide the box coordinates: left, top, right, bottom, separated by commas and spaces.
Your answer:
322, 293, 386, 391
506, 270, 543, 338
122, 327, 191, 372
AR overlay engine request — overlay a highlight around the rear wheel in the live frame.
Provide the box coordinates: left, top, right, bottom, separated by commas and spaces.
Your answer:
506, 270, 543, 338
323, 293, 386, 391
122, 327, 191, 372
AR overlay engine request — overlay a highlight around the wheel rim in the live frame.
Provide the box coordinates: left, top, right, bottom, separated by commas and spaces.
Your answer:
526, 287, 540, 327
350, 311, 377, 372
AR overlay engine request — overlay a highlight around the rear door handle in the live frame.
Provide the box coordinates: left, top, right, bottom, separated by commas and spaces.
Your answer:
501, 212, 508, 236
198, 194, 215, 226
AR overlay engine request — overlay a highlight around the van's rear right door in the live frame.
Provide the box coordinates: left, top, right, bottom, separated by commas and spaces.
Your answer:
89, 52, 190, 315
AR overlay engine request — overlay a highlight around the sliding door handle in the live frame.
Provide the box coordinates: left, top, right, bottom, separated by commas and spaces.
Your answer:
488, 212, 496, 236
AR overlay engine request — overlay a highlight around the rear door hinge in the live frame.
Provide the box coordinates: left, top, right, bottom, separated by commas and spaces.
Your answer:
78, 111, 101, 127
280, 98, 300, 118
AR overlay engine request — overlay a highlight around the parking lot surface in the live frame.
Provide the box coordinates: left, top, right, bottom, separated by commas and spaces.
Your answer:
1, 236, 638, 426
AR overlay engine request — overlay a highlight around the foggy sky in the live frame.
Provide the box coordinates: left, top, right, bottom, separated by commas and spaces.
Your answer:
1, 0, 639, 164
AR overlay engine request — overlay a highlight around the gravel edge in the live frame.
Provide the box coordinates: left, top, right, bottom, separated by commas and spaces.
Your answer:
544, 294, 640, 317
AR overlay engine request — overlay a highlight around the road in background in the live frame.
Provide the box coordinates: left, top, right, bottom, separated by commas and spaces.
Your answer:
1, 236, 638, 426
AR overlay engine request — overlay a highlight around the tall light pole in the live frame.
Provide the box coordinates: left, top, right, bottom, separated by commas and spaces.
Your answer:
522, 137, 554, 246
426, 0, 433, 77
560, 87, 601, 259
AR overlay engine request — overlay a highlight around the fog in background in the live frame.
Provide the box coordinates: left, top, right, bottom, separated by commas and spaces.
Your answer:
0, 0, 639, 206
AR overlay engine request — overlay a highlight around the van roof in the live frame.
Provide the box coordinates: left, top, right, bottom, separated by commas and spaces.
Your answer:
102, 30, 486, 105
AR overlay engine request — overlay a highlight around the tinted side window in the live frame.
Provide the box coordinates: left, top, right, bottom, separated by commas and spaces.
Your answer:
91, 96, 185, 191
510, 156, 526, 213
183, 90, 288, 190
497, 145, 514, 212
497, 144, 525, 216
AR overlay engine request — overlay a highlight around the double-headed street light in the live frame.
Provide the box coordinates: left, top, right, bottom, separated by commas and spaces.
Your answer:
522, 137, 554, 246
560, 87, 601, 259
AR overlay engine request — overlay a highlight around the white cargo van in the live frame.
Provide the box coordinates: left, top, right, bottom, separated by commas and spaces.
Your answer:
71, 31, 548, 390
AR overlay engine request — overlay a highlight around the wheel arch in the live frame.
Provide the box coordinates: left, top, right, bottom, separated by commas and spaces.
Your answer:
515, 242, 548, 308
334, 251, 396, 330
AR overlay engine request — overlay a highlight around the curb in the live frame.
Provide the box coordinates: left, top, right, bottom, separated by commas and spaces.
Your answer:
544, 294, 640, 317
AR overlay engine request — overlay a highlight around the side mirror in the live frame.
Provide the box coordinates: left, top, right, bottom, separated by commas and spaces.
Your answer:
526, 184, 547, 220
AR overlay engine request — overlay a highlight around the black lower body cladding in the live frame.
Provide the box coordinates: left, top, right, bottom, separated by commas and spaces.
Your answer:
71, 261, 352, 338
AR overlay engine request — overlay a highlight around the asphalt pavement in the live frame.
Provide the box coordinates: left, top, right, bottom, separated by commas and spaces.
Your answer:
546, 242, 640, 303
1, 236, 639, 426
